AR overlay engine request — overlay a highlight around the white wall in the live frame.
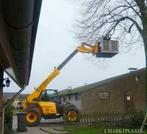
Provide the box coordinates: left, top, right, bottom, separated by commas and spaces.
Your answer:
60, 93, 82, 111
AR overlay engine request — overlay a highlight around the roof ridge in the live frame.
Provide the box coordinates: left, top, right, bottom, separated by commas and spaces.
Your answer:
59, 68, 145, 95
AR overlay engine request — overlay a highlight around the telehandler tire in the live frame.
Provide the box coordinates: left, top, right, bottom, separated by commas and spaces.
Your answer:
25, 107, 41, 126
64, 107, 79, 122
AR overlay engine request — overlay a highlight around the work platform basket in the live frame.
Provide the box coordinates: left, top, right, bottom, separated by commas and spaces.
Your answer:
96, 38, 118, 58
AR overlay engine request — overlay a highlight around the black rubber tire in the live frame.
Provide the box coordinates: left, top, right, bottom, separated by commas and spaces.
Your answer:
64, 107, 79, 122
25, 107, 41, 126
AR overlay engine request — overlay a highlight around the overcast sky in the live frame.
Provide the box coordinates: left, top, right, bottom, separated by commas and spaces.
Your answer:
4, 0, 145, 93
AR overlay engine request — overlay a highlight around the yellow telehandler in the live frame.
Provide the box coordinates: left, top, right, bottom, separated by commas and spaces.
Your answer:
23, 38, 118, 126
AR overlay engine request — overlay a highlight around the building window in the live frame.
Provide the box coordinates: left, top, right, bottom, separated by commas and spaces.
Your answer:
98, 92, 110, 100
69, 95, 71, 101
75, 93, 78, 101
63, 96, 66, 102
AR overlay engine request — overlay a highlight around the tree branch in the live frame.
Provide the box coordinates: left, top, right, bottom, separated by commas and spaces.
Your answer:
125, 0, 141, 18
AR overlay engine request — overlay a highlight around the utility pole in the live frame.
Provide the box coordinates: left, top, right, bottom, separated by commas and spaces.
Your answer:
0, 67, 3, 134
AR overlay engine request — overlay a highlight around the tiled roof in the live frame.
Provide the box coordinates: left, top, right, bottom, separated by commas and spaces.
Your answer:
3, 92, 29, 99
59, 68, 145, 96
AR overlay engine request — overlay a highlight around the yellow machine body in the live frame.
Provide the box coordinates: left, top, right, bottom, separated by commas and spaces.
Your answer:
38, 102, 57, 115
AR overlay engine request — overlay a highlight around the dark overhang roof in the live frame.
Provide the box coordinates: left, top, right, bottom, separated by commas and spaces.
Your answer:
0, 0, 42, 88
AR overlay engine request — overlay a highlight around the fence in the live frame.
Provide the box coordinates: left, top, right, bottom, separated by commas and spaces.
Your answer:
78, 112, 144, 126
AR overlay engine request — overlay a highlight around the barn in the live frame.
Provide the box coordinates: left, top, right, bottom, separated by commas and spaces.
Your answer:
59, 68, 145, 114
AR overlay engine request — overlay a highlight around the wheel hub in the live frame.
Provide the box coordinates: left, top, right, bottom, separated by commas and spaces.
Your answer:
67, 111, 77, 121
26, 112, 37, 123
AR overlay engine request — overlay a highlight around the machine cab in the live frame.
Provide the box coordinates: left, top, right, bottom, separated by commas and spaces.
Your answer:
38, 89, 63, 116
39, 89, 61, 103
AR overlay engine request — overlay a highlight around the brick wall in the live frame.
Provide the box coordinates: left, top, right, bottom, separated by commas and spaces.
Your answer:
81, 70, 145, 114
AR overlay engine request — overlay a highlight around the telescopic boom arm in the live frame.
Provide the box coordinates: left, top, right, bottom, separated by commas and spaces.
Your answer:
23, 43, 99, 109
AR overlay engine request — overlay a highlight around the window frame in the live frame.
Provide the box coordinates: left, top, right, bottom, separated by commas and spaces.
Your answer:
98, 91, 110, 100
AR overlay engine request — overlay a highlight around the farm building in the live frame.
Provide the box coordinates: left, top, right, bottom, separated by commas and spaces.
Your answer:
59, 68, 145, 114
3, 92, 29, 100
3, 92, 29, 108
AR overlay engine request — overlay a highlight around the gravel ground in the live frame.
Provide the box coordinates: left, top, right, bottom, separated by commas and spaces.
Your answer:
13, 116, 67, 134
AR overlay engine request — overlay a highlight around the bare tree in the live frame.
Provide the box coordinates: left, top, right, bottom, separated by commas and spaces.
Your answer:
77, 0, 146, 49
77, 0, 147, 111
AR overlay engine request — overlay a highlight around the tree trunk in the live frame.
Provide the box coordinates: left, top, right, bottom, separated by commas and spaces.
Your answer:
137, 0, 147, 113
144, 48, 147, 112
0, 67, 3, 134
142, 27, 147, 112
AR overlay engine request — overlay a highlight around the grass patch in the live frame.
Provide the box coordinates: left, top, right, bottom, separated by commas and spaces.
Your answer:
66, 125, 147, 134
67, 125, 99, 134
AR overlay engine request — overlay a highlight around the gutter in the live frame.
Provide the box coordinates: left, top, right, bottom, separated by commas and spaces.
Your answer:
1, 0, 42, 87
